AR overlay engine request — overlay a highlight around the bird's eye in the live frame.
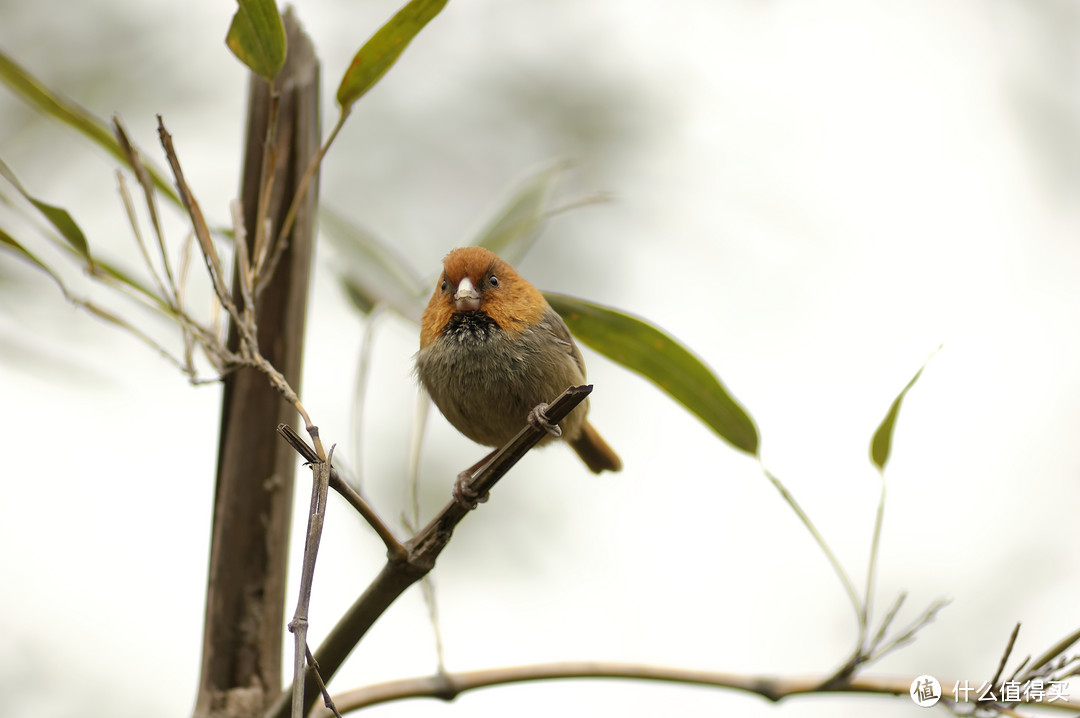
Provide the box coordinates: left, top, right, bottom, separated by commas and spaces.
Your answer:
488, 275, 499, 288
440, 279, 448, 292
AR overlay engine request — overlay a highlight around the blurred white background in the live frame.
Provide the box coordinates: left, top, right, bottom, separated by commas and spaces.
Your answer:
1, 1, 1078, 717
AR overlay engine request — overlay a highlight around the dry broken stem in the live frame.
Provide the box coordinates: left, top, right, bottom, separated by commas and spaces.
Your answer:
154, 115, 326, 458
288, 446, 335, 718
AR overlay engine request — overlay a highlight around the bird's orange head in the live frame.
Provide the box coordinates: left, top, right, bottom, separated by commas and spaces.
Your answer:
420, 247, 548, 348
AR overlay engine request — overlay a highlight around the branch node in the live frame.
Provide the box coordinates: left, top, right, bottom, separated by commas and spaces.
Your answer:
430, 669, 461, 702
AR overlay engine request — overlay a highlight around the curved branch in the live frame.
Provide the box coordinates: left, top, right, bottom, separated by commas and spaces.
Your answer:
313, 662, 1080, 717
277, 423, 405, 560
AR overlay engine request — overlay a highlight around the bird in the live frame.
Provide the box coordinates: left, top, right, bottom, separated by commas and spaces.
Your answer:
416, 246, 621, 503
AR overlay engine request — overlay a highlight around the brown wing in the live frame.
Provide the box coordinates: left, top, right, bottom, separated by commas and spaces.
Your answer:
542, 305, 587, 379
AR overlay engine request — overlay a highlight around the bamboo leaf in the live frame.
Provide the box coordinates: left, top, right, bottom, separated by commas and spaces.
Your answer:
545, 292, 759, 455
91, 257, 170, 311
336, 0, 448, 111
225, 0, 287, 80
870, 348, 941, 470
79, 300, 185, 370
0, 225, 69, 295
0, 158, 91, 267
0, 49, 180, 206
475, 162, 569, 264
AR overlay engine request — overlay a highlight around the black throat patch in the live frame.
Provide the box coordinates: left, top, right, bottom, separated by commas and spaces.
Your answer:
443, 311, 499, 344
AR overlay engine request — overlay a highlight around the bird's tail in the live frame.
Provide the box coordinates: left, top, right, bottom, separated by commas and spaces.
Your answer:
570, 421, 622, 473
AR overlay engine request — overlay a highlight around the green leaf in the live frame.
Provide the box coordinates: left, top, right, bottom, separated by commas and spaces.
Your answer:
226, 0, 287, 80
475, 162, 573, 265
870, 348, 941, 470
0, 158, 91, 267
32, 200, 89, 260
91, 257, 169, 311
336, 0, 448, 111
545, 292, 759, 455
0, 49, 180, 206
0, 225, 69, 295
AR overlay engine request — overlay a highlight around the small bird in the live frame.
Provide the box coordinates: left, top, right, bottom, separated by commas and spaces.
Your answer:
416, 247, 621, 502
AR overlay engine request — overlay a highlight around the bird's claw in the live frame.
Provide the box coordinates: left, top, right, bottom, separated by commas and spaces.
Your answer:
453, 469, 489, 510
528, 402, 562, 438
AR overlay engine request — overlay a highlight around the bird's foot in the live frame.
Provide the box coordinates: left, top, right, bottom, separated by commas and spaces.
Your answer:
453, 469, 490, 510
527, 402, 562, 438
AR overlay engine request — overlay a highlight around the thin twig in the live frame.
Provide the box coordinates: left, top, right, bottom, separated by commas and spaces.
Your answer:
1028, 625, 1080, 674
277, 424, 405, 560
157, 114, 276, 394
230, 198, 257, 336
115, 171, 173, 309
399, 386, 449, 676
821, 471, 892, 687
305, 647, 343, 718
170, 229, 224, 375
868, 598, 951, 663
407, 389, 430, 530
157, 117, 233, 319
1006, 656, 1031, 684
157, 116, 284, 394
351, 304, 388, 493
113, 115, 177, 302
77, 299, 188, 372
863, 471, 888, 640
408, 393, 447, 676
296, 406, 327, 462
990, 623, 1022, 691
288, 445, 336, 718
867, 592, 906, 655
251, 83, 281, 280
419, 576, 448, 674
760, 466, 861, 618
258, 112, 346, 298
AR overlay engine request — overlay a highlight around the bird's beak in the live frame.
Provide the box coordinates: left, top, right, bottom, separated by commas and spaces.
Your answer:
453, 277, 481, 312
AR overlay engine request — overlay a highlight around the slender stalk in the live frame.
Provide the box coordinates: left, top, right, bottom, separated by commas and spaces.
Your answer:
115, 171, 173, 310
760, 466, 861, 618
862, 471, 888, 646
350, 305, 388, 493
277, 423, 405, 561
990, 623, 1021, 691
251, 86, 282, 277
289, 447, 335, 718
257, 112, 347, 298
113, 116, 178, 303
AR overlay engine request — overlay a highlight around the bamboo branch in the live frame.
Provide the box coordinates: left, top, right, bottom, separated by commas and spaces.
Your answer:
289, 446, 335, 718
267, 385, 593, 718
311, 662, 1080, 717
277, 423, 405, 561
